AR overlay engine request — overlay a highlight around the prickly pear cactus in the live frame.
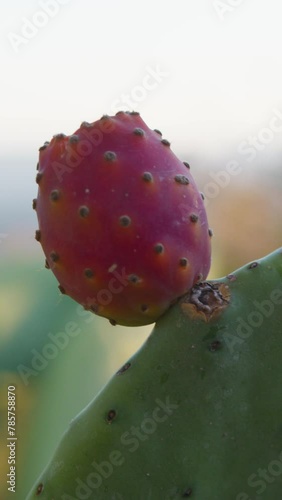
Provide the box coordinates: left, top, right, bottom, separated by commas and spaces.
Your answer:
27, 248, 282, 499
34, 111, 211, 327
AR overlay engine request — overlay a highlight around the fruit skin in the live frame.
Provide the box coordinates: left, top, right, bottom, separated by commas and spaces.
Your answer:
25, 248, 282, 499
34, 111, 211, 326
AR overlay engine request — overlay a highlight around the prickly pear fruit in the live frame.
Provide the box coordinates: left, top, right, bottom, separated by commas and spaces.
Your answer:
26, 248, 282, 499
34, 112, 211, 326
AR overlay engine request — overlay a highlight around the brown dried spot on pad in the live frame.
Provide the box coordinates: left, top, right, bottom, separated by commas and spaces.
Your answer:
142, 172, 153, 182
183, 161, 190, 169
109, 319, 117, 326
35, 483, 44, 495
161, 139, 170, 146
190, 214, 199, 223
133, 128, 145, 136
248, 262, 259, 269
35, 230, 41, 242
227, 273, 237, 282
50, 251, 59, 262
32, 199, 37, 210
58, 285, 66, 294
181, 282, 231, 323
104, 151, 117, 161
116, 362, 131, 375
209, 340, 221, 352
182, 488, 192, 497
50, 189, 60, 201
174, 175, 190, 185
106, 409, 117, 423
179, 258, 188, 268
119, 215, 131, 227
79, 206, 90, 218
84, 268, 94, 278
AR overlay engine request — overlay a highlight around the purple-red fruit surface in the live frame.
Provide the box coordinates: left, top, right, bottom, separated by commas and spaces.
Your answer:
34, 112, 212, 326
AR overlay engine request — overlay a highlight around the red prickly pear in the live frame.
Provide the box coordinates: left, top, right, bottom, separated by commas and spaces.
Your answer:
34, 111, 212, 326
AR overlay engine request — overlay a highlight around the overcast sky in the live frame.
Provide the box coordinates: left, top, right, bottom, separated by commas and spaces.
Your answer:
1, 0, 282, 156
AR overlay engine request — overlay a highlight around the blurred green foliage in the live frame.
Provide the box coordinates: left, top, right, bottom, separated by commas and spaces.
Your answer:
0, 258, 148, 498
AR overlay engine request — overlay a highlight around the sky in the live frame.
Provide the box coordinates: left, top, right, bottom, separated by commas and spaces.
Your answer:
1, 0, 282, 152
0, 0, 282, 254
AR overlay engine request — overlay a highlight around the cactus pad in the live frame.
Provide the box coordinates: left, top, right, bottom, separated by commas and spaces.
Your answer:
27, 248, 282, 499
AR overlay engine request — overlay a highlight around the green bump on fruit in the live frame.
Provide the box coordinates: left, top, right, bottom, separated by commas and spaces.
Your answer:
26, 248, 282, 499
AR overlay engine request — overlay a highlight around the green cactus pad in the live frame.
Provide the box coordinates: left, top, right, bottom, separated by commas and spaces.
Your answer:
26, 248, 282, 499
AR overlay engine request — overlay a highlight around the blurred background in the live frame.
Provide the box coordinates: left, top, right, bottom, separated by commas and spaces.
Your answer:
0, 0, 281, 497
